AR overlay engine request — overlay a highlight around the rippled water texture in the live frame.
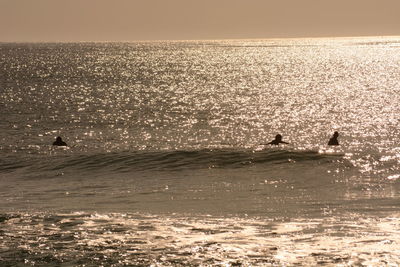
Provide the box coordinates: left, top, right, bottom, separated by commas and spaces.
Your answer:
1, 37, 400, 265
1, 38, 399, 151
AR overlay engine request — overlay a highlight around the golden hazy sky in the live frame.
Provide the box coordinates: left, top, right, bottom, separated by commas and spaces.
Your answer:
1, 0, 399, 41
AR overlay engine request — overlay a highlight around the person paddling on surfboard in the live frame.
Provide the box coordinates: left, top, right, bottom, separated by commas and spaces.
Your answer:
328, 131, 339, 146
267, 134, 289, 145
53, 136, 68, 146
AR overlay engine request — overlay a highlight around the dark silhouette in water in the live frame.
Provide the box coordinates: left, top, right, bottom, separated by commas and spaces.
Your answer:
53, 136, 67, 146
268, 134, 289, 145
328, 131, 339, 146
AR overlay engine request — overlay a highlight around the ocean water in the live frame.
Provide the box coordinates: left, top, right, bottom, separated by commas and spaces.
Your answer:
1, 37, 400, 266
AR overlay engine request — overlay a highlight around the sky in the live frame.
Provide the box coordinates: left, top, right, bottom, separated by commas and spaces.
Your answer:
1, 0, 399, 42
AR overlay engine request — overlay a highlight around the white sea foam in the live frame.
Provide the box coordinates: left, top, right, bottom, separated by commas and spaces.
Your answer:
1, 212, 400, 265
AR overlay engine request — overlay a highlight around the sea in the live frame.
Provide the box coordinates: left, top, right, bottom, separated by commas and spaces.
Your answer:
1, 37, 400, 266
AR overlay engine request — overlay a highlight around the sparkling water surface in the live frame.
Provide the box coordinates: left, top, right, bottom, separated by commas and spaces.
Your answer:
1, 37, 400, 265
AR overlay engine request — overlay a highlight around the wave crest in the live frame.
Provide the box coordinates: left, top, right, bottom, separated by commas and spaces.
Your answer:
0, 149, 343, 175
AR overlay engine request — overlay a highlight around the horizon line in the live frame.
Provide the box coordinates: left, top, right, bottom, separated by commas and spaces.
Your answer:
1, 34, 399, 44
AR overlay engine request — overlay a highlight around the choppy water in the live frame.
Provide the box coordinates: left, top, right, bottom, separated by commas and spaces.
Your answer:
1, 37, 400, 266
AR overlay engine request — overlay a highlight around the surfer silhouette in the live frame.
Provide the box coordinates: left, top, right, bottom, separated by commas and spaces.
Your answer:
268, 134, 289, 145
328, 131, 339, 146
53, 136, 67, 146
